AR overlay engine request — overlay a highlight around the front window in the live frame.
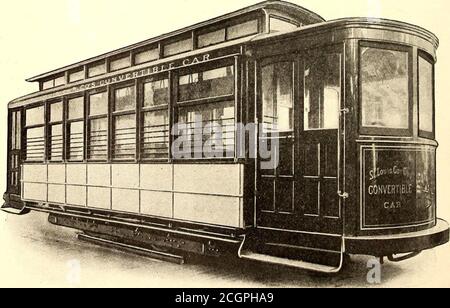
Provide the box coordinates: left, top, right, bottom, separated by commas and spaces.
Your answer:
360, 44, 411, 133
419, 54, 434, 137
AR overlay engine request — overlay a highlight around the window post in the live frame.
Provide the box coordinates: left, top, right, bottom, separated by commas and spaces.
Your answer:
168, 71, 174, 163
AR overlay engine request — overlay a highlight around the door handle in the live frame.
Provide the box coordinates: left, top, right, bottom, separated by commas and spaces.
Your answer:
338, 191, 349, 199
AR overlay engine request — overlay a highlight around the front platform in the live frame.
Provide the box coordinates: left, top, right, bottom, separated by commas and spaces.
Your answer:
345, 219, 449, 256
2, 193, 30, 215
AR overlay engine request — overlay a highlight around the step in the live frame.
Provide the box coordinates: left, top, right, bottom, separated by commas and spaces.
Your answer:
1, 204, 30, 215
255, 227, 343, 253
238, 230, 345, 273
78, 233, 185, 265
239, 250, 342, 273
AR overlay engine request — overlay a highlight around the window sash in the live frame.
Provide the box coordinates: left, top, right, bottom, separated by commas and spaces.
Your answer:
227, 19, 259, 40
88, 117, 108, 161
50, 102, 63, 123
269, 17, 298, 33
176, 100, 235, 159
141, 110, 169, 160
110, 56, 131, 72
26, 126, 45, 162
68, 96, 85, 120
198, 29, 226, 48
49, 124, 63, 161
163, 38, 192, 57
359, 42, 412, 136
11, 111, 21, 151
67, 120, 84, 161
303, 54, 341, 131
69, 69, 85, 83
89, 91, 108, 116
88, 62, 107, 78
134, 48, 159, 65
114, 86, 136, 112
26, 105, 45, 127
143, 79, 169, 108
418, 55, 434, 137
262, 62, 295, 133
113, 113, 136, 160
178, 65, 235, 102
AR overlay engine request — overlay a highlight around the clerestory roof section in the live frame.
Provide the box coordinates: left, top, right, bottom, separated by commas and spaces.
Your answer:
26, 1, 325, 84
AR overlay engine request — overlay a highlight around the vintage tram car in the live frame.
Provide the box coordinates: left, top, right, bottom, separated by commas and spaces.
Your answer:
3, 1, 449, 273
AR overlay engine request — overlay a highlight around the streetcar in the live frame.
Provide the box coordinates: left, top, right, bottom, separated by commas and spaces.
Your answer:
3, 0, 449, 273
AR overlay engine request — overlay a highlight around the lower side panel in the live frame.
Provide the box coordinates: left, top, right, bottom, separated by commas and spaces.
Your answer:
21, 163, 245, 229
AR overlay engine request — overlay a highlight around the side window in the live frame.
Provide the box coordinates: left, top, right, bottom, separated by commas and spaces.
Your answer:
25, 105, 45, 161
141, 78, 170, 160
304, 53, 341, 131
48, 101, 64, 161
262, 62, 294, 133
67, 96, 85, 161
9, 110, 22, 190
418, 53, 434, 138
88, 91, 108, 160
175, 64, 236, 159
112, 85, 136, 160
10, 110, 22, 151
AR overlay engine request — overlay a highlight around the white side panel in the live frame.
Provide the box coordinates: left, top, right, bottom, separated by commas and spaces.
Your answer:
174, 193, 242, 228
112, 165, 139, 189
66, 164, 87, 185
112, 189, 139, 213
140, 164, 172, 191
88, 187, 111, 209
23, 183, 47, 202
140, 191, 173, 218
174, 164, 242, 196
48, 184, 65, 204
66, 185, 86, 206
88, 164, 111, 187
48, 165, 65, 184
23, 165, 47, 183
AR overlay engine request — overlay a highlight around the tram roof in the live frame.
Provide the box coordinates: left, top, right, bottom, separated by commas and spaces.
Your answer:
9, 17, 439, 108
25, 0, 325, 83
249, 17, 439, 50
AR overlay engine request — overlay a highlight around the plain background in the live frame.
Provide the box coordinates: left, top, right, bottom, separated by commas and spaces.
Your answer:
0, 0, 449, 287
